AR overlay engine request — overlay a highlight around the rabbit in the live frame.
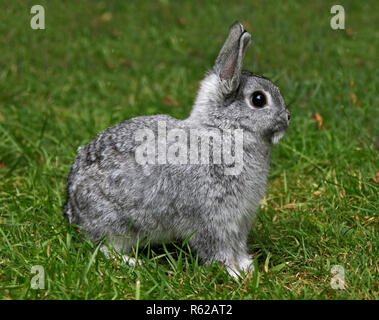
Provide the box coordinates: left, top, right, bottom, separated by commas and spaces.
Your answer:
63, 21, 290, 278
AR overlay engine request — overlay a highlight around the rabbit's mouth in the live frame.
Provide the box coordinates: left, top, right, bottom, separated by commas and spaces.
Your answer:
269, 119, 289, 144
271, 130, 286, 145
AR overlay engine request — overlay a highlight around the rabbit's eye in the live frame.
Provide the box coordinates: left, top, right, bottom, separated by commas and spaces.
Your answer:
250, 91, 267, 108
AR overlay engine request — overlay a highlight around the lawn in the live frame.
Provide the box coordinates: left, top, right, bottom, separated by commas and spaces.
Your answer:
0, 0, 377, 299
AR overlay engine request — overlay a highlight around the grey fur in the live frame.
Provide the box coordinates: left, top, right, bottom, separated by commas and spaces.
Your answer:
63, 21, 290, 278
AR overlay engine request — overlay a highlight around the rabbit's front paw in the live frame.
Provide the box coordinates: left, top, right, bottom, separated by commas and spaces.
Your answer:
121, 255, 142, 267
100, 245, 142, 267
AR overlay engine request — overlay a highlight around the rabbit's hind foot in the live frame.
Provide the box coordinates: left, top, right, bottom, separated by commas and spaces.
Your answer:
225, 256, 254, 280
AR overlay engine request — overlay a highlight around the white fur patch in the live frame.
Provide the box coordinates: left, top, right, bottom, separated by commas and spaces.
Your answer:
195, 73, 222, 106
271, 130, 285, 144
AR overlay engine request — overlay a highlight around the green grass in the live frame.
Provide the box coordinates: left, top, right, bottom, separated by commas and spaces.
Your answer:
0, 0, 378, 299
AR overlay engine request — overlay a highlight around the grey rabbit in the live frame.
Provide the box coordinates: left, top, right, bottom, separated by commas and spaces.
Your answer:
63, 21, 290, 278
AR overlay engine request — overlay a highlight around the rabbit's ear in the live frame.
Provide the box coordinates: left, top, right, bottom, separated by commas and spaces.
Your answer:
214, 22, 251, 95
